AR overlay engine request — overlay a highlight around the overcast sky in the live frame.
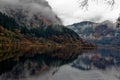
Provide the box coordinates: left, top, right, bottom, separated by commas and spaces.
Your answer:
46, 0, 120, 25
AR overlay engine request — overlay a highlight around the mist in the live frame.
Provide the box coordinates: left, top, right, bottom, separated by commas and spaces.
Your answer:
47, 0, 120, 25
0, 0, 62, 26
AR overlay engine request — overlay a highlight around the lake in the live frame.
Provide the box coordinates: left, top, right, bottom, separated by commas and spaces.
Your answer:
0, 46, 120, 80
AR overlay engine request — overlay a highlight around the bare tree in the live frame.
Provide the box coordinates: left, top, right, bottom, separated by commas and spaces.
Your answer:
78, 0, 115, 9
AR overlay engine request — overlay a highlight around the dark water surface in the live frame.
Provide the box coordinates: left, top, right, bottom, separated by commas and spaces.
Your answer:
0, 46, 120, 80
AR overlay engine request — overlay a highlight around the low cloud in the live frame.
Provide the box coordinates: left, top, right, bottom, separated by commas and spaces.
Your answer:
0, 0, 62, 25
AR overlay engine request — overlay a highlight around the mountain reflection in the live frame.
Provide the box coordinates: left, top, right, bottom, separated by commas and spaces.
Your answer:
0, 46, 120, 80
72, 49, 120, 70
0, 45, 83, 80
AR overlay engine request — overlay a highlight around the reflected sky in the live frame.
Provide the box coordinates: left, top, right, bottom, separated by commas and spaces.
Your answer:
0, 48, 120, 80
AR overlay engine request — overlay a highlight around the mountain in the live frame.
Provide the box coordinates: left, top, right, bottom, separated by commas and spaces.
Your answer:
0, 12, 82, 44
0, 0, 82, 43
0, 0, 96, 49
68, 21, 95, 36
68, 21, 120, 46
0, 0, 62, 28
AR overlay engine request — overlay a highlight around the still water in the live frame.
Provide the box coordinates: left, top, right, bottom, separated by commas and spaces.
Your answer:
0, 47, 120, 80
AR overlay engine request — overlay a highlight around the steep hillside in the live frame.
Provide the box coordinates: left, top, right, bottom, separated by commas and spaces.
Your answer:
0, 0, 62, 28
0, 0, 83, 44
0, 26, 21, 42
68, 21, 120, 46
0, 12, 85, 47
0, 0, 96, 48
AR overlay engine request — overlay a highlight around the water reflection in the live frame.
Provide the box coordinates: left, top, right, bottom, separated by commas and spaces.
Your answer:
0, 46, 120, 80
0, 45, 83, 80
72, 49, 120, 70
